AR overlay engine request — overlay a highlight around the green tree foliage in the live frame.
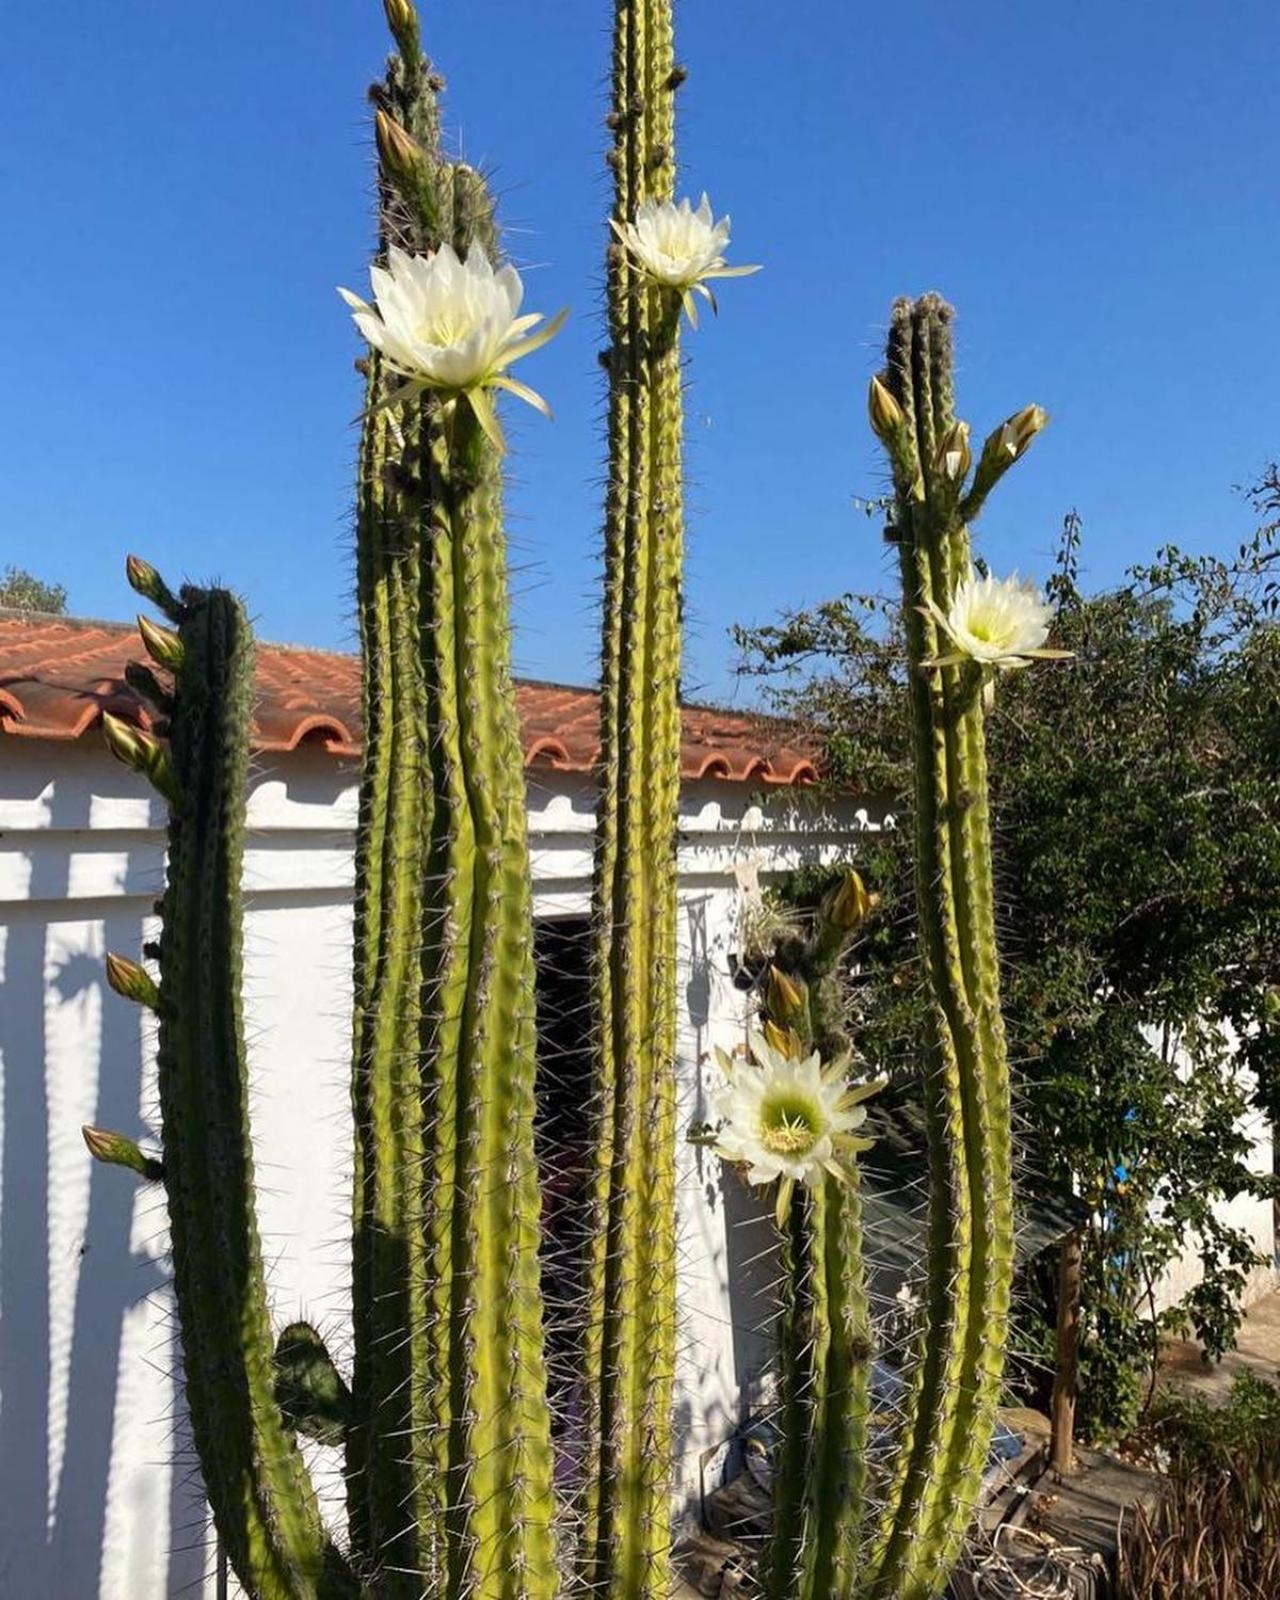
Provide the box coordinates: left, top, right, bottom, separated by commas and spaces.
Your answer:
0, 565, 67, 612
734, 473, 1280, 1440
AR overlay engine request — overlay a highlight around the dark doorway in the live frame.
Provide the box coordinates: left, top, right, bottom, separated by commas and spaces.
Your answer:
533, 915, 595, 1488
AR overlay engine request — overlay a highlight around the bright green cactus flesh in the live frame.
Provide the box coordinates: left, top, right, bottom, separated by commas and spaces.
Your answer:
860, 294, 1018, 1600
579, 3, 685, 1598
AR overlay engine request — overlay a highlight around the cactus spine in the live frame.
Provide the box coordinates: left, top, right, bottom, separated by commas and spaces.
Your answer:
580, 2, 684, 1596
861, 295, 1019, 1599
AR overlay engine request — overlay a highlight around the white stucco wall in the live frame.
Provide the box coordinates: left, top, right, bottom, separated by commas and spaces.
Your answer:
0, 734, 877, 1598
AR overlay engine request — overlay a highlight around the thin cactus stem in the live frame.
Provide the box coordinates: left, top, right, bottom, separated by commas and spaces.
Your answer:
580, 2, 683, 1596
771, 1176, 872, 1600
348, 8, 556, 1596
862, 295, 1016, 1600
757, 882, 876, 1600
150, 584, 356, 1600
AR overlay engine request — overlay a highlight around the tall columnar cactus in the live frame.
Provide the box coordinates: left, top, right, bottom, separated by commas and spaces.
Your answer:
100, 583, 356, 1600
756, 873, 879, 1600
859, 295, 1046, 1599
345, 12, 556, 1596
579, 3, 684, 1597
92, 6, 558, 1599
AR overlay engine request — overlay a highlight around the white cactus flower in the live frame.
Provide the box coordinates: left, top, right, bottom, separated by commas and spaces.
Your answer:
338, 243, 565, 447
926, 572, 1070, 673
713, 1032, 883, 1226
612, 193, 760, 326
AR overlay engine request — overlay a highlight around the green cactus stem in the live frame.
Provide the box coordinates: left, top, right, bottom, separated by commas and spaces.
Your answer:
347, 7, 556, 1596
139, 579, 355, 1600
580, 3, 684, 1597
757, 873, 878, 1600
860, 294, 1023, 1600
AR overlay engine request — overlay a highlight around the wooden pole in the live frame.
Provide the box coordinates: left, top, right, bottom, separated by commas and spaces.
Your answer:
1050, 1226, 1083, 1474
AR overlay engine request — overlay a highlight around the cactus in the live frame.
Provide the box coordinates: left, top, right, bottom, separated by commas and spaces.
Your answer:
756, 873, 878, 1600
104, 584, 356, 1600
858, 294, 1033, 1599
578, 3, 685, 1597
93, 6, 556, 1598
345, 14, 556, 1595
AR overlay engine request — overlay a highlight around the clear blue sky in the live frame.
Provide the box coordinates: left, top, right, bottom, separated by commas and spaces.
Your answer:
2, 1, 1277, 701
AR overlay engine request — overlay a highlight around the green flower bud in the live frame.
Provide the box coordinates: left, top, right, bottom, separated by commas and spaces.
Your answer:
765, 964, 808, 1029
375, 109, 428, 189
137, 614, 184, 672
82, 1125, 164, 1183
826, 869, 880, 933
868, 375, 905, 444
125, 554, 181, 621
101, 713, 181, 807
105, 951, 160, 1012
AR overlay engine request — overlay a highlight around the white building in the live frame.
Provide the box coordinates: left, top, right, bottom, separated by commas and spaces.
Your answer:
0, 611, 873, 1599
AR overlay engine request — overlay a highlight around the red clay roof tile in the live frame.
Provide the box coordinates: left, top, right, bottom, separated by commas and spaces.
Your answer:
0, 612, 819, 786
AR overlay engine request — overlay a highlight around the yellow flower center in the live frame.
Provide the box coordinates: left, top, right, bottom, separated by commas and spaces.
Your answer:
759, 1091, 823, 1157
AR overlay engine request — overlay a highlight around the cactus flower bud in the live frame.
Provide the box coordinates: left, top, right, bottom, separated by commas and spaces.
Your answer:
996, 404, 1047, 462
137, 614, 184, 672
761, 1019, 802, 1061
82, 1124, 164, 1183
868, 376, 905, 445
105, 951, 160, 1012
375, 109, 428, 189
124, 660, 175, 715
101, 713, 181, 806
765, 964, 808, 1028
937, 420, 972, 484
827, 869, 881, 933
382, 0, 416, 39
125, 554, 181, 621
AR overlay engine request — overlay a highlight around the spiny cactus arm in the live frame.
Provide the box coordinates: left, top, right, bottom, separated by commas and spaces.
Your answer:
135, 579, 355, 1600
349, 5, 556, 1591
347, 12, 456, 1569
581, 3, 683, 1595
756, 918, 875, 1600
422, 400, 558, 1600
861, 295, 1017, 1600
764, 1188, 825, 1600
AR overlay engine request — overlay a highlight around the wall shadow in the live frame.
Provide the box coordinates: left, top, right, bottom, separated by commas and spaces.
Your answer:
0, 770, 176, 1595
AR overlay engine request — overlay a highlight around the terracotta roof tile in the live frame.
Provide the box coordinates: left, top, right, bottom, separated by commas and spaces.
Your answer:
0, 612, 820, 786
